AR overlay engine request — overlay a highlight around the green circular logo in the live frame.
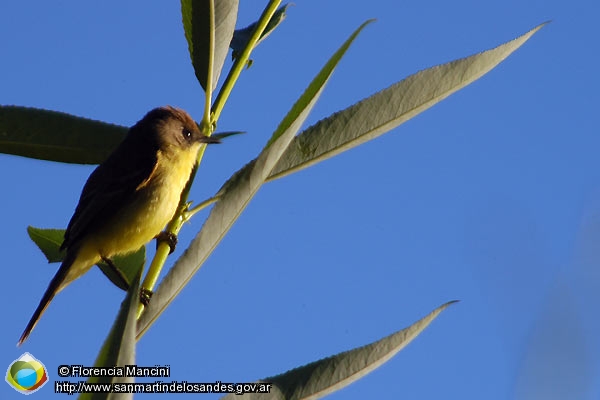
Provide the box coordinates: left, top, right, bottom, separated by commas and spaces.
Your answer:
5, 353, 49, 395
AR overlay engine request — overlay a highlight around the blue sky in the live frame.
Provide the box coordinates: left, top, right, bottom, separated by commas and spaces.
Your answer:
1, 1, 599, 399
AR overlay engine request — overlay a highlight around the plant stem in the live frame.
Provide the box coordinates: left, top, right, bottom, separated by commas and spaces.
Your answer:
183, 195, 220, 221
203, 0, 215, 125
212, 0, 282, 122
137, 0, 282, 319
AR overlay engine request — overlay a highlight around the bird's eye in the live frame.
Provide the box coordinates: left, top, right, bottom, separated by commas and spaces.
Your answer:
182, 127, 193, 140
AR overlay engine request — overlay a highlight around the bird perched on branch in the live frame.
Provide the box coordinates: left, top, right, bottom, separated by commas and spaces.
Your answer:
19, 106, 219, 345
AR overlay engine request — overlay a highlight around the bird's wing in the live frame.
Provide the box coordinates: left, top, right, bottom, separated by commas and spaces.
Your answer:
61, 144, 158, 251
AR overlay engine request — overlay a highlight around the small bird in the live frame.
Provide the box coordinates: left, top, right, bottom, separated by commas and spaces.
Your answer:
19, 106, 218, 345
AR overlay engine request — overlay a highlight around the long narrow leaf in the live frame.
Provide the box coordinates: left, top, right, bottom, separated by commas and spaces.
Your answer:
0, 106, 242, 164
137, 21, 374, 338
182, 0, 239, 92
0, 106, 126, 164
78, 268, 142, 400
266, 23, 547, 181
220, 302, 457, 400
230, 3, 291, 63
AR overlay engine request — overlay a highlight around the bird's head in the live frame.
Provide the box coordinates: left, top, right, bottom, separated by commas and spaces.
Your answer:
132, 106, 219, 156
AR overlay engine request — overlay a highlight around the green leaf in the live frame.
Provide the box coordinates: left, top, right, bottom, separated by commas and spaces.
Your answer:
0, 104, 243, 164
182, 0, 239, 92
27, 226, 144, 291
220, 301, 457, 400
97, 248, 145, 292
137, 20, 374, 339
230, 3, 291, 64
27, 226, 66, 263
265, 22, 547, 181
0, 106, 127, 164
78, 266, 142, 400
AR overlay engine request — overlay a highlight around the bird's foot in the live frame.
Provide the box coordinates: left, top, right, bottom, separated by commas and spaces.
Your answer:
155, 231, 178, 254
140, 288, 153, 306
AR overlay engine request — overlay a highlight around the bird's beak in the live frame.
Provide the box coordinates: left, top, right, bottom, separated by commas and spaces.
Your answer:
197, 134, 221, 144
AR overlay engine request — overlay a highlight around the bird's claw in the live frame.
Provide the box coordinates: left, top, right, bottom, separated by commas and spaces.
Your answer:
155, 231, 178, 254
140, 288, 153, 306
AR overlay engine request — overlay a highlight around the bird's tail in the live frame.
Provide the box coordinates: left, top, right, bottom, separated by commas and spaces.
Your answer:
18, 249, 79, 345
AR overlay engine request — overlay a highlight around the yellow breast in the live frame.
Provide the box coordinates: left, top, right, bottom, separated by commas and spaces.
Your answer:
88, 145, 199, 259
